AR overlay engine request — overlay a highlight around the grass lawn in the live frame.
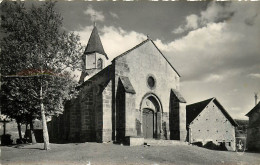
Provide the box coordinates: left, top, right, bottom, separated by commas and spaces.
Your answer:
1, 143, 260, 165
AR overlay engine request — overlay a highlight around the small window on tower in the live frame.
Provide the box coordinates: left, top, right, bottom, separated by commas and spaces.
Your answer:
97, 58, 103, 69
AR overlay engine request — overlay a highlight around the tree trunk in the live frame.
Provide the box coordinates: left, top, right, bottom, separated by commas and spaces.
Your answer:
40, 85, 50, 150
30, 120, 37, 144
3, 119, 6, 135
17, 122, 22, 141
25, 123, 28, 139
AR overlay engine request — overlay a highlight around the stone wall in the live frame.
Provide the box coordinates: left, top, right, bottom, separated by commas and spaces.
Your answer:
79, 88, 96, 142
135, 109, 142, 136
102, 81, 113, 142
125, 93, 136, 137
48, 66, 113, 143
247, 127, 260, 151
247, 109, 260, 151
162, 112, 170, 140
113, 40, 182, 141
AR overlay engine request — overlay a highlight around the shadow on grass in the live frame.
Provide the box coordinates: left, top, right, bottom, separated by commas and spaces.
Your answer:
3, 143, 46, 150
17, 147, 45, 150
192, 141, 228, 151
246, 150, 260, 153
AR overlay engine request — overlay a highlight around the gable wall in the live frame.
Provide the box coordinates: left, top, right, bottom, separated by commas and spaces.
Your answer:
249, 109, 260, 126
114, 41, 182, 140
115, 41, 180, 113
189, 101, 235, 150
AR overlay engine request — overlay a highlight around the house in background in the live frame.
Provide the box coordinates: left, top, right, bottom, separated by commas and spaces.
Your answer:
186, 98, 238, 151
234, 119, 248, 137
246, 101, 260, 151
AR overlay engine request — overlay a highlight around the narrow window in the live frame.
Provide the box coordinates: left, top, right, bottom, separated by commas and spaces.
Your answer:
97, 58, 103, 69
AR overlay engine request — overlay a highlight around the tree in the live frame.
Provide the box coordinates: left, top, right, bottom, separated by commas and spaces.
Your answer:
0, 1, 83, 150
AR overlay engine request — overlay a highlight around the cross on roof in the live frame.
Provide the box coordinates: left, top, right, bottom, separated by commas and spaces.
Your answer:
93, 12, 96, 27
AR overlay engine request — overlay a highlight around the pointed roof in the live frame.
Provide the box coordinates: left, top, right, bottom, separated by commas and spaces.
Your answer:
113, 39, 181, 77
246, 101, 260, 117
186, 98, 238, 126
84, 26, 108, 59
186, 98, 213, 124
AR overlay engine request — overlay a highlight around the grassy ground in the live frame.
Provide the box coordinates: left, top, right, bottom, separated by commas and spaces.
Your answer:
1, 143, 260, 165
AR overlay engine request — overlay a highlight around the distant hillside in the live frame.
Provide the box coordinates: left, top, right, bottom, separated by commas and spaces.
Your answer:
235, 119, 248, 137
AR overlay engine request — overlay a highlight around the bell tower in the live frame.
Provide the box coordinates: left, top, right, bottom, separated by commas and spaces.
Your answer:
79, 24, 108, 83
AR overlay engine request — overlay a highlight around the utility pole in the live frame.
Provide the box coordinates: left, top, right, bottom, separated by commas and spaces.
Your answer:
255, 92, 258, 106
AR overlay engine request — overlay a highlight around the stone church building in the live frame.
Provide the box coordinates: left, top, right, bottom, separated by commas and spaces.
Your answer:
48, 25, 187, 145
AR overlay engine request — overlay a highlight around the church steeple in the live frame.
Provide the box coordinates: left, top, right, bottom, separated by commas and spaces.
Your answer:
84, 25, 108, 59
79, 24, 108, 83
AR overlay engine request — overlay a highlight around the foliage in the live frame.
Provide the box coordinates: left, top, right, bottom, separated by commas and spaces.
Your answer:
0, 1, 83, 123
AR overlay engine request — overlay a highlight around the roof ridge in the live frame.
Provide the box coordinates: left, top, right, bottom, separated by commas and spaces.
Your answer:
113, 38, 181, 77
149, 40, 181, 77
246, 101, 260, 116
187, 97, 214, 107
113, 39, 150, 61
213, 98, 238, 126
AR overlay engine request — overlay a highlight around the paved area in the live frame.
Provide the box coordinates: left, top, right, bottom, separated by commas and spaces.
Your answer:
1, 143, 260, 165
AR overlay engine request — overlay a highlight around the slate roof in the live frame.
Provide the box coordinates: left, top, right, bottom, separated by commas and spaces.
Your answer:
119, 76, 136, 94
186, 98, 238, 126
246, 102, 260, 128
246, 101, 260, 117
84, 26, 108, 59
113, 39, 181, 77
171, 89, 186, 103
186, 98, 213, 125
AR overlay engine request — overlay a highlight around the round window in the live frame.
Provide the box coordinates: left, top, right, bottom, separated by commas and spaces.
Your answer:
147, 76, 156, 89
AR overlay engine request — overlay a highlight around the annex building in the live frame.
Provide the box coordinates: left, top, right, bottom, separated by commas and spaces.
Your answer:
246, 101, 260, 151
48, 25, 187, 145
186, 98, 238, 151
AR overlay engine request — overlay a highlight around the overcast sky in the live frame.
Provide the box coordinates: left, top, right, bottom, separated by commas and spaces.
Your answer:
53, 1, 260, 120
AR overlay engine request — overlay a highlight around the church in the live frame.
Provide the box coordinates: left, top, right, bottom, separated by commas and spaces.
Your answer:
48, 25, 187, 145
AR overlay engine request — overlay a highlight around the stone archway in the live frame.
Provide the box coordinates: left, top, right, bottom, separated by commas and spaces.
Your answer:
140, 94, 162, 139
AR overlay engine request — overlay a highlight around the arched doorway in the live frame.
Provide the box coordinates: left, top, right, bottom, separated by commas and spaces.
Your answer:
141, 94, 162, 139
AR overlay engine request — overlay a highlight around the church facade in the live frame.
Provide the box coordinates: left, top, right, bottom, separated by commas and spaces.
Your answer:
48, 26, 187, 144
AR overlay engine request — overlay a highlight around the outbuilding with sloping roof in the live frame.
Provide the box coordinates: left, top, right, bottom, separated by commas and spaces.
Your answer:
186, 98, 237, 151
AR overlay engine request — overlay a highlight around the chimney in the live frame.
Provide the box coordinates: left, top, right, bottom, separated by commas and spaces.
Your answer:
255, 93, 258, 106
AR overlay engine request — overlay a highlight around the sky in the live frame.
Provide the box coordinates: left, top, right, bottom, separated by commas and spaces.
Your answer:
41, 2, 260, 119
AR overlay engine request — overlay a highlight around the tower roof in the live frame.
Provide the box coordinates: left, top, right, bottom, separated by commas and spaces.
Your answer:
84, 26, 108, 59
